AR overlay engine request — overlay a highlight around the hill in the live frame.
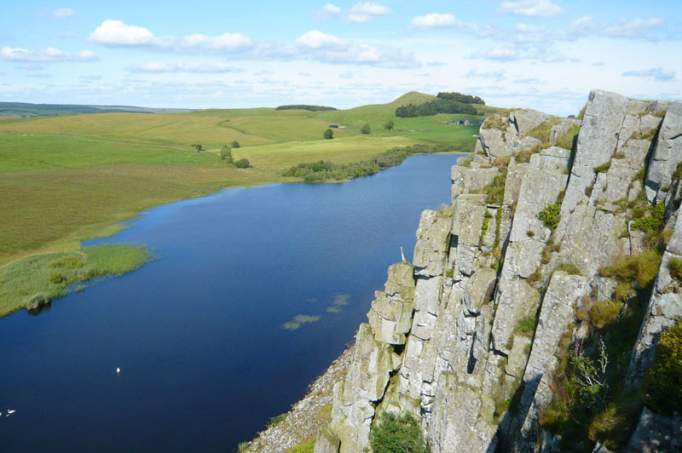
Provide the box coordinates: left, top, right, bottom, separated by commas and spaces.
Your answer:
0, 101, 188, 117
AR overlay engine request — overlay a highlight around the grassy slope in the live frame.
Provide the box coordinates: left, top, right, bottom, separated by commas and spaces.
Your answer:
0, 91, 482, 313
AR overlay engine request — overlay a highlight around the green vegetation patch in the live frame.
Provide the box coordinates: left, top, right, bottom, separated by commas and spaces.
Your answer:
631, 202, 665, 246
599, 250, 661, 290
555, 124, 581, 150
668, 257, 682, 281
282, 314, 321, 331
644, 320, 682, 415
0, 244, 149, 317
483, 171, 507, 205
538, 201, 562, 230
285, 438, 315, 453
370, 412, 430, 453
556, 262, 583, 276
515, 315, 538, 337
541, 281, 650, 450
326, 293, 350, 314
275, 105, 337, 112
282, 143, 461, 183
395, 92, 483, 118
588, 300, 623, 330
527, 117, 561, 144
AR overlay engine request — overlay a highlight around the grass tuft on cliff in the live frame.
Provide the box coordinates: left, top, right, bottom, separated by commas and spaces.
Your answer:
644, 320, 682, 415
0, 244, 149, 317
370, 412, 431, 453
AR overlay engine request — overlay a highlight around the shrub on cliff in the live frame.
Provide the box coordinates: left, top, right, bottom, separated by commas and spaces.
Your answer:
538, 202, 561, 230
370, 413, 430, 453
599, 250, 661, 289
644, 320, 682, 415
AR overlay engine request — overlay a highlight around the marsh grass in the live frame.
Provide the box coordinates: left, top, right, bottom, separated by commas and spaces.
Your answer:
0, 244, 149, 317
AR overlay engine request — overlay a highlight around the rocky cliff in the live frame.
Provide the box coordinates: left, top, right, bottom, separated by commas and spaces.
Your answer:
243, 91, 682, 453
309, 91, 682, 453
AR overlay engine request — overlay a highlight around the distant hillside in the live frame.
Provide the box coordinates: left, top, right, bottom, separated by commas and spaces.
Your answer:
276, 105, 337, 112
0, 102, 190, 117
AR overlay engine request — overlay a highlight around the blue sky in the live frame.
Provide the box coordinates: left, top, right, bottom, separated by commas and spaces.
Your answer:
1, 0, 681, 114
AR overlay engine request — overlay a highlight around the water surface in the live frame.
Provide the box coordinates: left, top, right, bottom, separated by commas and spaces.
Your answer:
1, 154, 459, 452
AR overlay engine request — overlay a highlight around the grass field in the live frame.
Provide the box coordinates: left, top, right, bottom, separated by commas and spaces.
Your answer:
0, 91, 483, 314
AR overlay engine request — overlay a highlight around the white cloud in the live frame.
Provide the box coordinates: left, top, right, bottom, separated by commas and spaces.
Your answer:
296, 30, 345, 49
411, 13, 457, 29
472, 47, 520, 62
128, 61, 243, 74
0, 46, 97, 62
622, 67, 675, 82
499, 0, 562, 17
410, 13, 496, 37
514, 22, 548, 42
467, 68, 506, 81
293, 31, 414, 68
322, 3, 341, 16
90, 20, 156, 46
180, 33, 253, 51
52, 8, 74, 18
348, 2, 390, 23
89, 20, 252, 52
605, 18, 663, 38
571, 16, 594, 35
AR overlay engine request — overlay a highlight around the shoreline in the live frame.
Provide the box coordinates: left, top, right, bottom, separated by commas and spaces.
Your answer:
0, 152, 465, 319
240, 345, 354, 453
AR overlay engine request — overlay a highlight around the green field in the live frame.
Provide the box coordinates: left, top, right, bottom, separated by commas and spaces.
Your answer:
0, 91, 483, 314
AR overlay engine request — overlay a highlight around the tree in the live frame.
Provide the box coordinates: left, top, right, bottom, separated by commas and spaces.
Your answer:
384, 120, 394, 131
234, 158, 251, 168
361, 123, 371, 134
324, 128, 334, 140
192, 144, 204, 152
220, 145, 233, 163
231, 140, 241, 148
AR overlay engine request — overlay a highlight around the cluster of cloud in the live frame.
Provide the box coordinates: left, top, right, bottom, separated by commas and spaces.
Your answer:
294, 30, 413, 67
410, 13, 497, 37
499, 0, 562, 17
320, 2, 390, 23
0, 46, 96, 63
128, 61, 243, 74
90, 20, 253, 51
622, 67, 676, 82
86, 20, 413, 68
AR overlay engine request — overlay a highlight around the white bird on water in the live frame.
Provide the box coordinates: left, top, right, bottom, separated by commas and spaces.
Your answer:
7, 409, 16, 417
116, 367, 121, 374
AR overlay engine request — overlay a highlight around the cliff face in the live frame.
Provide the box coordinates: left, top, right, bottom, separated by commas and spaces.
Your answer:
315, 91, 682, 453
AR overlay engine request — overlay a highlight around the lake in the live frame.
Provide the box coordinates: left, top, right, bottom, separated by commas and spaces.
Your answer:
0, 153, 459, 452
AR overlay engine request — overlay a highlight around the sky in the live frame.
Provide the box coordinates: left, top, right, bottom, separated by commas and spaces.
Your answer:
1, 0, 681, 115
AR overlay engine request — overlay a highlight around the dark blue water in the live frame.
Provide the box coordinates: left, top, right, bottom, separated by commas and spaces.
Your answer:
0, 154, 458, 452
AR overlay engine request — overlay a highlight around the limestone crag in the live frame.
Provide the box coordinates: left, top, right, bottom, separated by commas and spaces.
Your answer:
307, 91, 682, 453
